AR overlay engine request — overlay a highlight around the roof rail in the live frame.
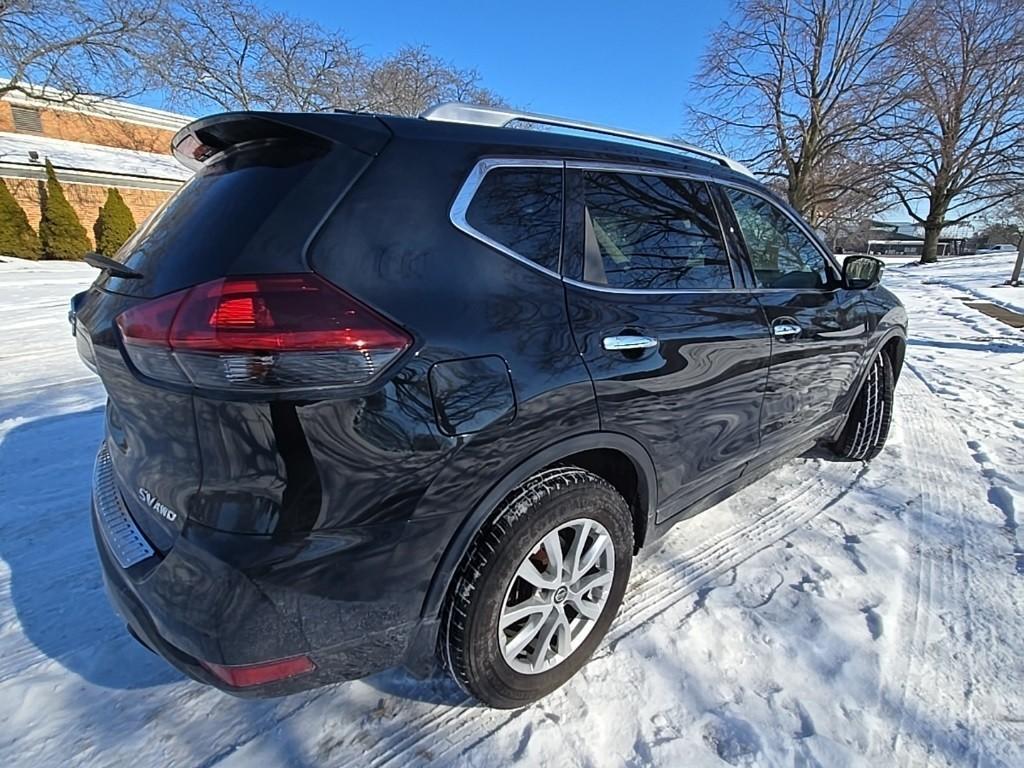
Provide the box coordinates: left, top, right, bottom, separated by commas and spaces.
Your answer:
420, 102, 755, 178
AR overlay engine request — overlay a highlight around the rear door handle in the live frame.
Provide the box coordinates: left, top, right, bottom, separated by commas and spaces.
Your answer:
602, 335, 659, 351
772, 322, 803, 339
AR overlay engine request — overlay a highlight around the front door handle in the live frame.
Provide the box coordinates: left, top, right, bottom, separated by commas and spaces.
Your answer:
602, 335, 659, 351
772, 322, 803, 339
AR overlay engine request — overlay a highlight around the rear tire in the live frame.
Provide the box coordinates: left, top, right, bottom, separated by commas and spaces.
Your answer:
440, 467, 633, 709
830, 352, 894, 461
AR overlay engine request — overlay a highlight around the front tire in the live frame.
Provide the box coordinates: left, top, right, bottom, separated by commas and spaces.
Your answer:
831, 352, 895, 461
440, 467, 633, 709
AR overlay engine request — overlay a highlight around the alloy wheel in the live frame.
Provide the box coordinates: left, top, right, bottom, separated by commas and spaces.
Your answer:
498, 518, 615, 675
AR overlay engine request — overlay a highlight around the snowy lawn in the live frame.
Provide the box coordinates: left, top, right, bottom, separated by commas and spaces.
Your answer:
891, 251, 1022, 314
0, 255, 1021, 767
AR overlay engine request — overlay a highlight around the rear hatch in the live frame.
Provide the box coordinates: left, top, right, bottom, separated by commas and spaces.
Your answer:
74, 112, 392, 547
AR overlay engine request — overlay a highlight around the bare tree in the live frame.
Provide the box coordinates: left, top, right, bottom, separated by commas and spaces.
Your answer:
981, 190, 1024, 283
360, 45, 503, 116
689, 0, 905, 228
1, 0, 502, 119
977, 217, 1022, 250
140, 5, 501, 117
813, 145, 891, 248
884, 0, 1024, 263
141, 0, 367, 113
0, 0, 159, 102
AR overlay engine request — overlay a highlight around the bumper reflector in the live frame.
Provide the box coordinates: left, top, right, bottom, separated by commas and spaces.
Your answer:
201, 654, 316, 688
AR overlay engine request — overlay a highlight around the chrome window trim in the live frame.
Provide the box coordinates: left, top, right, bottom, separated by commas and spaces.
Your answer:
449, 158, 565, 281
568, 161, 744, 296
716, 180, 844, 284
449, 158, 834, 297
744, 287, 842, 293
566, 159, 718, 184
563, 277, 750, 296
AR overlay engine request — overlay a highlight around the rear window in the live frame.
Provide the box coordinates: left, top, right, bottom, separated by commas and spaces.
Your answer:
100, 141, 359, 298
464, 167, 563, 273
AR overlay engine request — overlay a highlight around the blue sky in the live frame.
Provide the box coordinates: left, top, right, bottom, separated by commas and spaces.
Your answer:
261, 0, 729, 137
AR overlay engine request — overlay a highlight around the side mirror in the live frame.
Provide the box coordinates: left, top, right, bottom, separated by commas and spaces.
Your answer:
842, 255, 884, 289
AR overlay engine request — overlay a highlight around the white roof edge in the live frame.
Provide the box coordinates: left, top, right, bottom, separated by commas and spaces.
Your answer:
0, 164, 184, 191
0, 131, 192, 183
421, 102, 756, 178
2, 83, 193, 132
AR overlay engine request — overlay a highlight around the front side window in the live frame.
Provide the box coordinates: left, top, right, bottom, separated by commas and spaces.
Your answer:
582, 172, 732, 291
725, 188, 833, 289
465, 166, 563, 273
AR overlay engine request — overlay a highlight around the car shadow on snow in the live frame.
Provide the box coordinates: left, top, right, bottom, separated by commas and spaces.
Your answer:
0, 405, 472, 703
363, 665, 471, 707
0, 406, 182, 690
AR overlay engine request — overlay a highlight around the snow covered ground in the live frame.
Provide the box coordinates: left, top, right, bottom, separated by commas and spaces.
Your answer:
906, 252, 1023, 315
0, 254, 1021, 767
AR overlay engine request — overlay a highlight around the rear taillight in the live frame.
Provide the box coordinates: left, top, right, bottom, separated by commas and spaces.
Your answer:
115, 275, 411, 394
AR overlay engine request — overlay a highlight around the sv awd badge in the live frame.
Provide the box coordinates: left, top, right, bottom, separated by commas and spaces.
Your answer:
138, 488, 178, 522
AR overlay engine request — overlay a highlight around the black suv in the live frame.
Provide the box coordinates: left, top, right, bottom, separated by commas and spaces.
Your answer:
72, 103, 906, 709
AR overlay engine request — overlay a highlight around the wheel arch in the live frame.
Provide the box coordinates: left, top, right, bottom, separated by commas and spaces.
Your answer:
881, 332, 906, 381
824, 325, 905, 447
419, 431, 657, 620
856, 326, 907, 391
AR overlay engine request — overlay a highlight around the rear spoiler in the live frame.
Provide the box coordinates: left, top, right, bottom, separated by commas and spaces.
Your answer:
171, 111, 392, 171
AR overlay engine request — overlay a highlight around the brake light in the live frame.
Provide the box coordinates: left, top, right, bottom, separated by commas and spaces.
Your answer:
116, 275, 411, 393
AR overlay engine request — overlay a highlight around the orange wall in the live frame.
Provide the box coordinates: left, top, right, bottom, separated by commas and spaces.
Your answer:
6, 177, 173, 248
1, 103, 179, 154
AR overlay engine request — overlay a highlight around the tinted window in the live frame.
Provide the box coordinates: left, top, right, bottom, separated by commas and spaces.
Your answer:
465, 167, 563, 273
725, 188, 833, 289
104, 142, 340, 298
582, 172, 732, 290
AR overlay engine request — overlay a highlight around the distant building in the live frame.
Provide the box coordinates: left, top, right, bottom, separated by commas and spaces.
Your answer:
866, 220, 969, 257
0, 87, 194, 246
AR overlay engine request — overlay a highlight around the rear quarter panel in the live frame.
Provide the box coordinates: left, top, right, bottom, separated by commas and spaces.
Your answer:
307, 130, 600, 609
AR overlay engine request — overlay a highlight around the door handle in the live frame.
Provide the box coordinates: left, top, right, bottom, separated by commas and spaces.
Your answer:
602, 335, 659, 351
772, 322, 803, 339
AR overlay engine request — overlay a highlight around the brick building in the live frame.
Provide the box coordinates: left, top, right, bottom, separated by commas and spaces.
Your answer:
0, 88, 194, 247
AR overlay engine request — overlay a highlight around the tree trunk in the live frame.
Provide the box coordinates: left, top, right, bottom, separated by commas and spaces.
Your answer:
1010, 232, 1024, 285
788, 169, 810, 220
921, 223, 942, 263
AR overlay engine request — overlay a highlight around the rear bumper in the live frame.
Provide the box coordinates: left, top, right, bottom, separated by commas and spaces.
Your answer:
91, 446, 426, 697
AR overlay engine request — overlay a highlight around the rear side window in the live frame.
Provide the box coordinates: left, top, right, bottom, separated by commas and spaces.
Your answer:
582, 172, 733, 291
465, 167, 563, 273
725, 188, 833, 289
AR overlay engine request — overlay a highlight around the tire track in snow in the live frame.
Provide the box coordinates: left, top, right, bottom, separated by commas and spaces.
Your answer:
604, 462, 864, 649
361, 459, 866, 768
874, 370, 978, 767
